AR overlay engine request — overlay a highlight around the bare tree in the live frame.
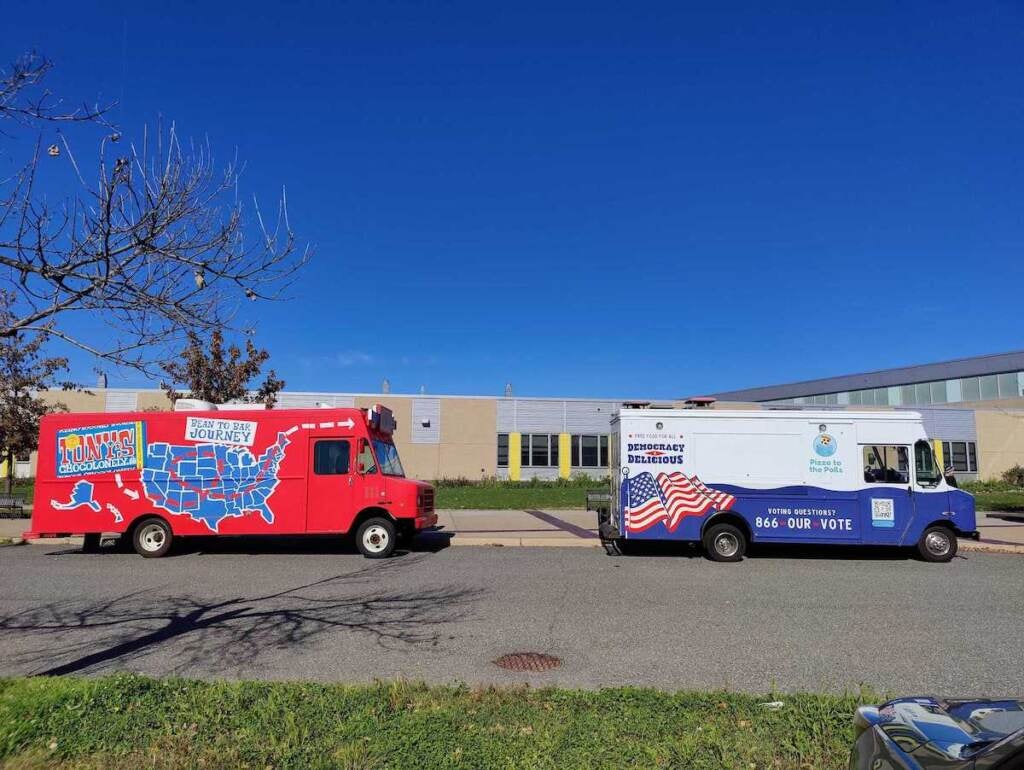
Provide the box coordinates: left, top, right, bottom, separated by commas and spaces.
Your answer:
0, 53, 309, 373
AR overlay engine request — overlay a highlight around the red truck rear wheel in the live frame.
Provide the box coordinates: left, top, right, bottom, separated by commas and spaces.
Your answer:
132, 517, 173, 558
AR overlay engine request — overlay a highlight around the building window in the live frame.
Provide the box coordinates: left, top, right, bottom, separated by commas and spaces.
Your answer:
497, 434, 508, 468
862, 445, 909, 484
313, 440, 350, 475
568, 435, 610, 468
531, 434, 549, 467
941, 441, 978, 473
979, 375, 999, 400
998, 372, 1020, 398
520, 434, 559, 467
961, 377, 981, 402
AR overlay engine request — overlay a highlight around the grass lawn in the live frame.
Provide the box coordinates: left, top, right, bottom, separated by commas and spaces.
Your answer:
0, 675, 872, 769
962, 482, 1024, 513
3, 478, 34, 502
435, 481, 599, 509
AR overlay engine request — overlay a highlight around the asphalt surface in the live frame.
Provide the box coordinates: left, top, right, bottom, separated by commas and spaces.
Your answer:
1, 537, 1021, 694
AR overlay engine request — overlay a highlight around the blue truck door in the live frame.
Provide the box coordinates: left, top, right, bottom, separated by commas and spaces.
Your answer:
858, 443, 913, 545
906, 439, 951, 545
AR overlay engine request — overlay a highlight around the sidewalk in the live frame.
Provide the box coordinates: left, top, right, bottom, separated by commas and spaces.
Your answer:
2, 510, 1022, 554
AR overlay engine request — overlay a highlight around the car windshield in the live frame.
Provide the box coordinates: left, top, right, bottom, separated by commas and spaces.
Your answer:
372, 439, 405, 477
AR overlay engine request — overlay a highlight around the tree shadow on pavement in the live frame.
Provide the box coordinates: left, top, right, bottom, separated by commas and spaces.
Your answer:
0, 557, 481, 677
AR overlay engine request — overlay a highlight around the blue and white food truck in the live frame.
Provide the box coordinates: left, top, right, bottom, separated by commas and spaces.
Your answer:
599, 408, 977, 562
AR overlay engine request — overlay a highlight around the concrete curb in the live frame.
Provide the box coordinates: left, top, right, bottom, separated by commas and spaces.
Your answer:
959, 539, 1024, 555
448, 536, 600, 548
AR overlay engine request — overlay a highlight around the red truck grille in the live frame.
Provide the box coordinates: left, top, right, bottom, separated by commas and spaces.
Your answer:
421, 488, 434, 514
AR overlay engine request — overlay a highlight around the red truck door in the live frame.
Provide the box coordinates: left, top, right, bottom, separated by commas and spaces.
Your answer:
305, 436, 355, 532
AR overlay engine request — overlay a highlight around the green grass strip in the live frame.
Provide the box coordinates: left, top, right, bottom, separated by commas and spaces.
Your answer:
0, 675, 874, 769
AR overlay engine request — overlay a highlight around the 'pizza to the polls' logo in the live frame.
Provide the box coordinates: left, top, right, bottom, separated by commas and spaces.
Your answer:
813, 424, 837, 457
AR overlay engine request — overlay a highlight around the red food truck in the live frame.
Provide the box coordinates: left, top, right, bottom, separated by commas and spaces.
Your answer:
25, 402, 436, 558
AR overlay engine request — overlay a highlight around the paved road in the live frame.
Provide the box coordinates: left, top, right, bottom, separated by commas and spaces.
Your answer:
1, 539, 1021, 694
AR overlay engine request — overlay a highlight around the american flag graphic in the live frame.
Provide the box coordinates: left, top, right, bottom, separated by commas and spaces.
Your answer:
625, 471, 735, 533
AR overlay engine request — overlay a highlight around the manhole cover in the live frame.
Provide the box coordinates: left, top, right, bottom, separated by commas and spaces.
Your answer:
493, 652, 562, 672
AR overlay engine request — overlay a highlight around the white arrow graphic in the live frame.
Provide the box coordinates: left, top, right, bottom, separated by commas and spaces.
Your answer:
123, 488, 139, 500
337, 418, 355, 429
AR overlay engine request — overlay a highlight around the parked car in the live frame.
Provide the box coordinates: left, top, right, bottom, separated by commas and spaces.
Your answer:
851, 696, 1024, 768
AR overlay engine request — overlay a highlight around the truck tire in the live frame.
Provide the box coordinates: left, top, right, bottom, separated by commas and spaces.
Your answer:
356, 517, 397, 559
917, 525, 957, 563
703, 522, 746, 562
602, 538, 624, 556
133, 517, 173, 558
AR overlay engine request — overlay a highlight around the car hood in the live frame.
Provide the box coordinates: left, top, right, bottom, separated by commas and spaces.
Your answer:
877, 697, 1024, 761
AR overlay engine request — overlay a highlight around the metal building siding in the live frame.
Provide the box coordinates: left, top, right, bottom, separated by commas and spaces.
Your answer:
411, 399, 441, 444
497, 400, 516, 432
915, 408, 976, 441
564, 401, 619, 433
497, 399, 622, 434
104, 390, 138, 412
512, 400, 567, 433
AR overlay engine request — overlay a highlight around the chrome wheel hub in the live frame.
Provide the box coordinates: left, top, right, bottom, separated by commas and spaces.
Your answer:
925, 531, 950, 556
715, 533, 739, 558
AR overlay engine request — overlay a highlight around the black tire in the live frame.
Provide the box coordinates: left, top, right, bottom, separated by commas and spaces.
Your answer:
602, 538, 624, 556
81, 533, 101, 553
355, 517, 397, 559
703, 522, 746, 562
917, 525, 957, 563
132, 517, 173, 558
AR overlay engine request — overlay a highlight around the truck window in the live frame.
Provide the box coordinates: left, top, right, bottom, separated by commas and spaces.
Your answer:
372, 439, 405, 477
357, 441, 378, 474
862, 445, 909, 484
914, 440, 942, 486
314, 440, 350, 475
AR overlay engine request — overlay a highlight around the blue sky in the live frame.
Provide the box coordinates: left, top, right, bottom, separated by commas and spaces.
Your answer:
5, 1, 1023, 399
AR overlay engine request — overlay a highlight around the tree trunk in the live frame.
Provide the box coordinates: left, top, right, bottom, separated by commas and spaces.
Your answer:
5, 450, 13, 495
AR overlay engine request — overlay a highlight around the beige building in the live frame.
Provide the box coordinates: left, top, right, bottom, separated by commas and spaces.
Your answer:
8, 351, 1024, 482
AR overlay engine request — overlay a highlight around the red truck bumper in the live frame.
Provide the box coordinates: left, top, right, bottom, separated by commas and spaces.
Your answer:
415, 512, 438, 530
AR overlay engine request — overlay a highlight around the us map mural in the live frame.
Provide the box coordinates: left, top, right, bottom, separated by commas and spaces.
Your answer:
141, 432, 290, 530
50, 417, 300, 532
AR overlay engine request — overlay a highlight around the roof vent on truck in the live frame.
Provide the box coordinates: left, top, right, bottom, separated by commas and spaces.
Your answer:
683, 397, 716, 409
367, 403, 397, 434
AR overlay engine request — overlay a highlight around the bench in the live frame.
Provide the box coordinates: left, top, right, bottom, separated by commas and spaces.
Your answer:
0, 495, 26, 518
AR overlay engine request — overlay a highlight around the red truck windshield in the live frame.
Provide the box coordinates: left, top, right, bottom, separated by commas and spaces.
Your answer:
372, 439, 405, 477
